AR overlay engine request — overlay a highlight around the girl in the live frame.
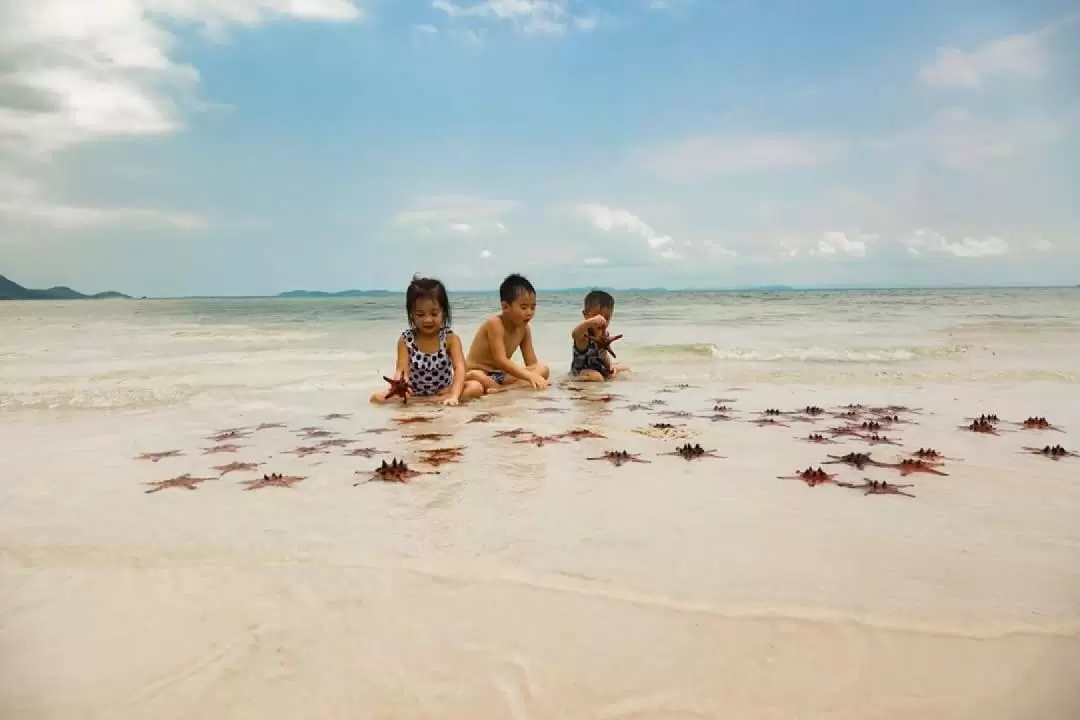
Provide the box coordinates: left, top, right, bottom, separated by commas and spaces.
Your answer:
370, 276, 485, 406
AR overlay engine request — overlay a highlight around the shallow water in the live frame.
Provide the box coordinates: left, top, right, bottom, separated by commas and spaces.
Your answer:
2, 289, 1080, 718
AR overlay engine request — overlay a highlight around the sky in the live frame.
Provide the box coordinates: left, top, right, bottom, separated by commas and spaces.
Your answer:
0, 0, 1078, 296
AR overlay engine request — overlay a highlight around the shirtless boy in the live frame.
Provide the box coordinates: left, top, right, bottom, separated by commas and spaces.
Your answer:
465, 273, 550, 391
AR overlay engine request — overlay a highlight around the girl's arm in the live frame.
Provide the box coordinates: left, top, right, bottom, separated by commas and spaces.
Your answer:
446, 333, 468, 401
395, 336, 410, 381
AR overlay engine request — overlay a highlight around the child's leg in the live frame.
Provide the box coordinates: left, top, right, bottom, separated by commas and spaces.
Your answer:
573, 369, 606, 383
369, 389, 391, 404
460, 380, 485, 400
466, 369, 505, 394
527, 362, 550, 379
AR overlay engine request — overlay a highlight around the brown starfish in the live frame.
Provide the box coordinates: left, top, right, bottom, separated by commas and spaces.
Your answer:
777, 466, 837, 487
324, 413, 351, 420
202, 444, 243, 455
514, 434, 565, 448
873, 414, 911, 425
144, 474, 215, 494
661, 443, 724, 461
206, 429, 251, 442
712, 404, 734, 413
417, 447, 466, 468
1017, 416, 1064, 432
751, 418, 790, 427
883, 458, 949, 476
959, 419, 999, 435
827, 424, 864, 438
295, 426, 323, 434
494, 427, 530, 439
871, 405, 921, 415
759, 408, 787, 417
213, 461, 263, 476
855, 433, 902, 446
255, 422, 286, 431
355, 458, 437, 484
858, 420, 883, 432
468, 413, 499, 424
242, 473, 306, 491
362, 427, 393, 435
135, 450, 184, 462
408, 432, 452, 442
966, 413, 1000, 424
799, 433, 838, 444
345, 446, 387, 458
588, 450, 651, 467
316, 438, 355, 448
837, 479, 915, 498
832, 410, 862, 421
795, 406, 826, 417
573, 394, 621, 404
1023, 445, 1079, 461
624, 403, 655, 411
559, 428, 607, 441
534, 407, 568, 414
384, 376, 412, 404
287, 446, 328, 458
909, 448, 955, 464
658, 410, 696, 419
823, 452, 888, 470
300, 429, 337, 439
588, 328, 623, 358
394, 415, 434, 425
701, 413, 736, 422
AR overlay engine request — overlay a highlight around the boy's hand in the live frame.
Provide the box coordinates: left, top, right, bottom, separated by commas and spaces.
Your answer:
440, 396, 460, 407
525, 372, 548, 390
589, 315, 608, 329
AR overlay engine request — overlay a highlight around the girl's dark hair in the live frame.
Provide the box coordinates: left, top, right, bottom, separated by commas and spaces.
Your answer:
406, 275, 452, 328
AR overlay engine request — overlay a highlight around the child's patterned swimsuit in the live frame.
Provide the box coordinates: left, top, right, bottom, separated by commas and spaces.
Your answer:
571, 336, 613, 377
403, 327, 455, 396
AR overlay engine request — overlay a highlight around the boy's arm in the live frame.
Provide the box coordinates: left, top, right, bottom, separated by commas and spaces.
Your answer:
395, 335, 410, 381
521, 324, 539, 367
446, 333, 467, 400
485, 320, 534, 381
571, 315, 605, 349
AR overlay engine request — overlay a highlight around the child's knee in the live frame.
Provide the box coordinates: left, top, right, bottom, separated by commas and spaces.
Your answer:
533, 362, 550, 378
575, 369, 605, 383
462, 380, 485, 399
369, 392, 387, 404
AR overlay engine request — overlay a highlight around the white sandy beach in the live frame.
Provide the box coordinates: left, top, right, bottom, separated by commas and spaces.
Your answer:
2, 291, 1080, 719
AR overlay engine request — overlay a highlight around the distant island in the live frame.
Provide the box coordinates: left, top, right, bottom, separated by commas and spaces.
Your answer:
0, 273, 131, 301
279, 285, 795, 297
279, 289, 397, 298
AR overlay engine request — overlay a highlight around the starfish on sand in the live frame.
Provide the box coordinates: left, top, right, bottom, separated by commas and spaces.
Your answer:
144, 474, 215, 494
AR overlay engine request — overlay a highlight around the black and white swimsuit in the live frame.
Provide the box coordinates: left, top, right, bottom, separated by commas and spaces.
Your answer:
403, 327, 455, 396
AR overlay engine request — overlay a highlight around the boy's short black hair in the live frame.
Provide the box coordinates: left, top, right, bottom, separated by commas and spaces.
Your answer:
499, 273, 536, 304
583, 289, 614, 311
406, 275, 452, 328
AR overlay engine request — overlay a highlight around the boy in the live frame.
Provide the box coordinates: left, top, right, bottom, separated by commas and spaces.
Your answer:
465, 273, 551, 391
570, 289, 629, 382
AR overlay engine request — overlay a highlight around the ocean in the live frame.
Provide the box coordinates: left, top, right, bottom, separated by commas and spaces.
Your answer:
2, 288, 1079, 719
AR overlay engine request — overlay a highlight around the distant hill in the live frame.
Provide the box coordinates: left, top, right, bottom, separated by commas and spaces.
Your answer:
279, 289, 397, 298
0, 274, 131, 301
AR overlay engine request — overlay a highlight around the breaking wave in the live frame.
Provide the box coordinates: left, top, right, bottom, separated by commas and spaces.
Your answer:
634, 343, 971, 363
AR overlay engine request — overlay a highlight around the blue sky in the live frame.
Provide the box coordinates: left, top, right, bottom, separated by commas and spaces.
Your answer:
1, 0, 1078, 296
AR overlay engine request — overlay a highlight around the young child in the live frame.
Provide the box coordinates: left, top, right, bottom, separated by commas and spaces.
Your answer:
370, 276, 484, 406
465, 273, 550, 391
570, 289, 630, 382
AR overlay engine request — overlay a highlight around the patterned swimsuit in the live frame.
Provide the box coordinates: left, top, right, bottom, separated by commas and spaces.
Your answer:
571, 334, 613, 378
403, 327, 455, 396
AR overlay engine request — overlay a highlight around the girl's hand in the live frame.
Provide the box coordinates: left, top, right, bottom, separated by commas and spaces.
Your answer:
440, 396, 460, 407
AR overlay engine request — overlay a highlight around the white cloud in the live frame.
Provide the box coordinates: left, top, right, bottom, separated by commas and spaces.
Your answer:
919, 15, 1078, 89
914, 107, 1062, 170
811, 231, 869, 257
577, 203, 678, 258
431, 0, 594, 36
480, 249, 492, 258
0, 0, 363, 155
905, 229, 1010, 258
640, 134, 843, 179
413, 23, 439, 33
394, 194, 519, 236
0, 171, 204, 230
583, 256, 608, 266
1031, 239, 1054, 252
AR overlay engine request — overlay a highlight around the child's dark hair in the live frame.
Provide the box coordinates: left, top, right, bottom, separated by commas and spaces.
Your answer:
406, 275, 451, 328
584, 289, 614, 311
499, 273, 536, 304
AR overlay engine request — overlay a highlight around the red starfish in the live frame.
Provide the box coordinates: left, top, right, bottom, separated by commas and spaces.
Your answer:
242, 473, 307, 491
408, 432, 452, 442
324, 413, 351, 420
202, 444, 243, 454
135, 450, 184, 462
882, 459, 949, 476
589, 329, 624, 358
417, 447, 466, 468
255, 422, 286, 431
383, 375, 413, 404
776, 467, 837, 487
206, 429, 251, 442
346, 447, 387, 458
751, 418, 790, 428
494, 428, 530, 438
1023, 445, 1079, 461
287, 446, 328, 458
213, 461, 263, 476
355, 458, 438, 484
660, 443, 724, 461
394, 415, 434, 425
587, 450, 651, 467
514, 434, 565, 448
468, 413, 499, 423
559, 428, 607, 441
799, 433, 838, 444
144, 474, 215, 494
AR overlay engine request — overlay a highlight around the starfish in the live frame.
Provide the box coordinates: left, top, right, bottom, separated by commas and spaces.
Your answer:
408, 432, 452, 442
658, 410, 696, 419
837, 479, 915, 498
794, 406, 827, 417
514, 434, 565, 448
300, 429, 337, 439
255, 422, 286, 431
559, 428, 607, 441
823, 452, 889, 470
1016, 416, 1064, 432
468, 413, 499, 424
323, 413, 351, 420
776, 466, 837, 487
394, 415, 434, 425
712, 404, 734, 413
494, 427, 530, 439
623, 403, 655, 411
206, 429, 251, 442
534, 407, 568, 414
295, 426, 323, 434
827, 424, 865, 438
355, 458, 438, 485
660, 443, 724, 461
573, 394, 621, 404
873, 414, 912, 426
242, 473, 307, 491
959, 419, 1000, 435
316, 438, 355, 448
588, 450, 651, 467
751, 418, 790, 427
799, 433, 838, 444
712, 397, 739, 404
857, 420, 883, 432
909, 447, 956, 464
383, 375, 413, 404
855, 433, 902, 446
287, 446, 328, 458
870, 405, 921, 415
417, 447, 466, 468
213, 461, 263, 476
966, 413, 1000, 424
1022, 445, 1079, 461
144, 474, 215, 494
588, 328, 624, 358
202, 444, 243, 455
758, 408, 788, 417
832, 410, 862, 421
362, 427, 393, 435
701, 413, 736, 422
135, 450, 184, 462
882, 458, 949, 476
345, 446, 387, 458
